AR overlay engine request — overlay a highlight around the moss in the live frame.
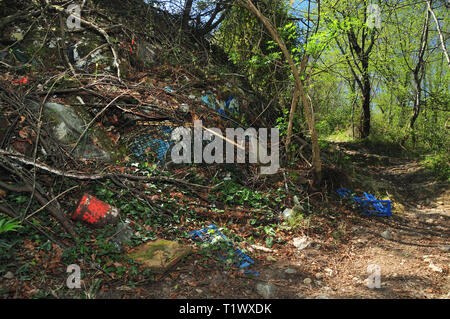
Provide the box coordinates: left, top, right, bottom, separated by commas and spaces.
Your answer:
127, 239, 192, 273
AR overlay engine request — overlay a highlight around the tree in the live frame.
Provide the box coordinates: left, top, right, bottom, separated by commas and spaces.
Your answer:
327, 0, 381, 138
240, 0, 322, 182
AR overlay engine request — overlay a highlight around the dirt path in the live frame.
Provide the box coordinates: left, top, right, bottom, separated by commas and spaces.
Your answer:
254, 147, 450, 299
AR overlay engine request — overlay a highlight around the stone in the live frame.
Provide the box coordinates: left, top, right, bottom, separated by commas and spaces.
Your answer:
315, 273, 323, 280
3, 271, 14, 279
256, 282, 276, 298
27, 101, 114, 161
179, 103, 190, 113
315, 295, 329, 299
321, 286, 333, 293
324, 268, 334, 277
429, 263, 443, 273
381, 230, 392, 240
285, 268, 297, 274
439, 245, 450, 252
127, 239, 192, 274
303, 278, 312, 285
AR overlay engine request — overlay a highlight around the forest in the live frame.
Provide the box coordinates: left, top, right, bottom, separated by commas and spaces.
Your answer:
0, 0, 448, 301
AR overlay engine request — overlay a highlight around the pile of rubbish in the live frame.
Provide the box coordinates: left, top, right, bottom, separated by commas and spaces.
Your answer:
189, 224, 258, 276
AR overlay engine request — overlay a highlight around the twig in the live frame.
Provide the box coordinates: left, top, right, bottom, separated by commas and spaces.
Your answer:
69, 93, 125, 154
25, 185, 79, 220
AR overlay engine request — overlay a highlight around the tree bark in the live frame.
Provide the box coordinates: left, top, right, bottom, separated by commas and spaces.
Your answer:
181, 0, 194, 31
427, 0, 450, 68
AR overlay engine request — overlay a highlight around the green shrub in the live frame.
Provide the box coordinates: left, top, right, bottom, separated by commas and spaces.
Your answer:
422, 153, 450, 181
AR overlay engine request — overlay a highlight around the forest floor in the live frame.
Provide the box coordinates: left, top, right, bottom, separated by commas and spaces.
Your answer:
96, 143, 449, 299
1, 142, 448, 299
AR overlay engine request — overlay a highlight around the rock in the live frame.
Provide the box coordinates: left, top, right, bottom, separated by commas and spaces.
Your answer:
324, 268, 334, 277
381, 230, 392, 240
256, 282, 276, 298
285, 268, 297, 274
429, 263, 443, 273
439, 245, 450, 252
315, 273, 323, 280
127, 239, 192, 274
251, 244, 273, 252
315, 295, 329, 299
195, 288, 203, 294
179, 103, 190, 113
27, 101, 114, 161
321, 286, 333, 293
303, 278, 312, 285
3, 271, 14, 279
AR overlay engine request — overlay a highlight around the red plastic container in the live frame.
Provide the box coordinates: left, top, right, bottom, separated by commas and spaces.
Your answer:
72, 194, 119, 226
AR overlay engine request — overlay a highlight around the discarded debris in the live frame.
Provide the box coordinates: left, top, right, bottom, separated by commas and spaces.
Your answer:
128, 126, 174, 164
72, 194, 120, 226
189, 224, 258, 276
201, 93, 217, 110
127, 239, 192, 274
337, 188, 391, 217
164, 86, 175, 93
110, 220, 134, 252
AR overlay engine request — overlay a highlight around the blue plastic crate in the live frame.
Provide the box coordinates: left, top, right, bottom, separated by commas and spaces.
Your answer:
189, 224, 258, 275
337, 188, 391, 217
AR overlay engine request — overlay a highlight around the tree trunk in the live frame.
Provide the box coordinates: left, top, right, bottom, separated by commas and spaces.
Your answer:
181, 0, 194, 31
361, 74, 371, 138
409, 6, 431, 145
